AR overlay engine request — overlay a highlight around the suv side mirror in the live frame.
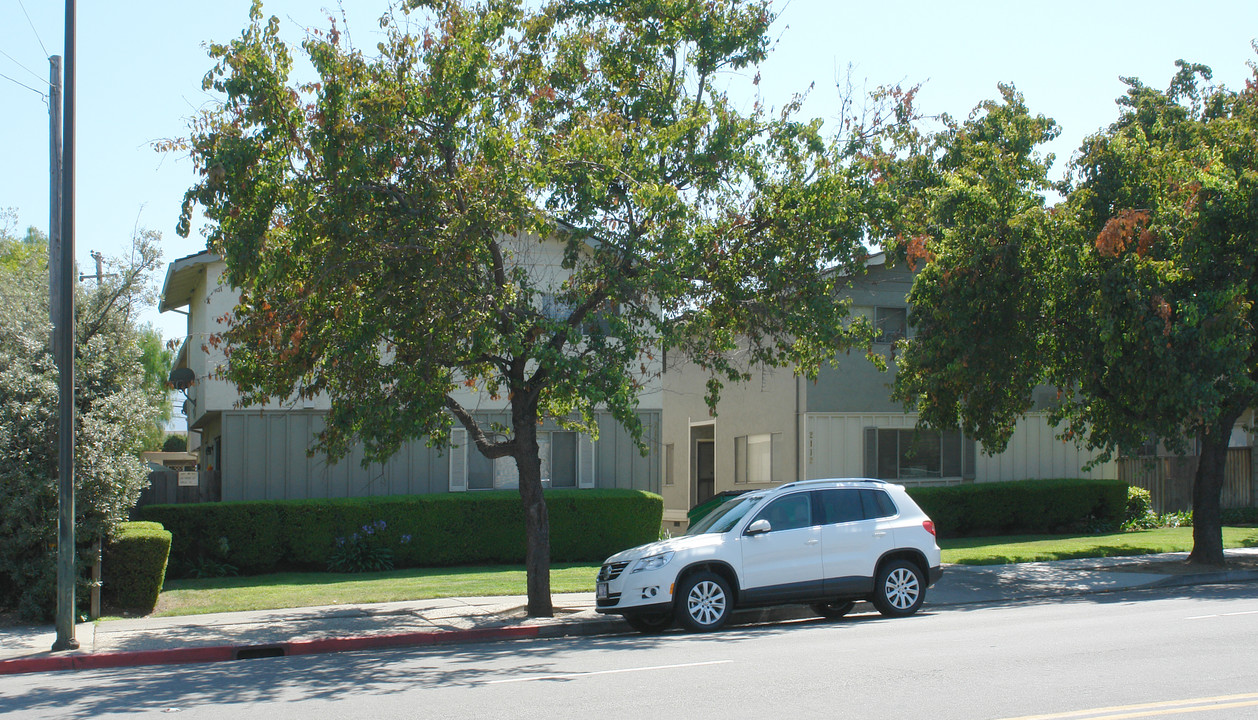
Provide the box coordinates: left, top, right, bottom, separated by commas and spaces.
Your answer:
746, 518, 771, 535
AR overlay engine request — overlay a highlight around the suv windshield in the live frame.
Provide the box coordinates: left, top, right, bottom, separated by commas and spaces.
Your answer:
686, 493, 765, 535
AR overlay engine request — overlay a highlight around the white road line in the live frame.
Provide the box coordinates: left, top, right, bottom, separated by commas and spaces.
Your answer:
484, 660, 733, 685
1185, 610, 1258, 620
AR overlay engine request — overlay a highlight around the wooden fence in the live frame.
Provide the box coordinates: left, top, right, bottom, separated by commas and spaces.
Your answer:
1117, 448, 1253, 514
135, 468, 221, 508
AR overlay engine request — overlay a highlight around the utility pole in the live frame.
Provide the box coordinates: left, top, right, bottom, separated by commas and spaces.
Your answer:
52, 0, 79, 653
79, 250, 115, 285
48, 57, 62, 335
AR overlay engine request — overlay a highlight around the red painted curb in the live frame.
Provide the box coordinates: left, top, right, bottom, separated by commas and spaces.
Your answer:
0, 645, 234, 676
0, 624, 545, 676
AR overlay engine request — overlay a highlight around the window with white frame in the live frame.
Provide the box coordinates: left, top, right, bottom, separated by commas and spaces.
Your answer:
734, 433, 775, 484
467, 431, 578, 489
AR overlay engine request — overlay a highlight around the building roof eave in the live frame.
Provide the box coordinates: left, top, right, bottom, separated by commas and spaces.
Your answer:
158, 250, 221, 313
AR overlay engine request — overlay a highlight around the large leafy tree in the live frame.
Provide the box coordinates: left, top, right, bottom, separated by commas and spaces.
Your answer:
886, 61, 1258, 566
179, 0, 889, 614
0, 224, 167, 620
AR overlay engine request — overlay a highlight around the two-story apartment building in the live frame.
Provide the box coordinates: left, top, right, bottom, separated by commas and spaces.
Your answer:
657, 254, 1122, 531
158, 234, 663, 503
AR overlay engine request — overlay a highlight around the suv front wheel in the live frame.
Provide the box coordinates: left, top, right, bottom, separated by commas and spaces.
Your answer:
871, 560, 925, 617
675, 571, 732, 632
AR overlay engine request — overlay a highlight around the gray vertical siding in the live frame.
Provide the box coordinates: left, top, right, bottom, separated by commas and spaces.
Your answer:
593, 410, 661, 492
220, 408, 659, 501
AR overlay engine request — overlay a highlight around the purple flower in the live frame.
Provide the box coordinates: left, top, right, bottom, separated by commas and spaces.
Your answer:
400, 534, 412, 544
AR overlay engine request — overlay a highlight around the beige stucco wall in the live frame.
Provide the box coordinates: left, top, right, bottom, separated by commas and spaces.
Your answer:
661, 356, 800, 530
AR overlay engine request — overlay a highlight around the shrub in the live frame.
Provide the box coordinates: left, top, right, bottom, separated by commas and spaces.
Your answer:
1125, 487, 1153, 522
139, 489, 662, 575
907, 478, 1127, 539
1122, 487, 1159, 530
1158, 509, 1192, 528
101, 521, 172, 614
161, 434, 188, 453
1222, 507, 1258, 526
137, 501, 285, 576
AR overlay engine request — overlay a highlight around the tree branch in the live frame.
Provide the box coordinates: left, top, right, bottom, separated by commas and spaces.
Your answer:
445, 395, 516, 459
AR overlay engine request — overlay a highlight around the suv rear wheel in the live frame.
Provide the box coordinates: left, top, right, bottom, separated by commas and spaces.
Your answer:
871, 560, 925, 617
675, 571, 732, 632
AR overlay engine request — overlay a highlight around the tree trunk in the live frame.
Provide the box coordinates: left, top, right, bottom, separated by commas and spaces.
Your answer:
1187, 407, 1241, 567
512, 399, 553, 617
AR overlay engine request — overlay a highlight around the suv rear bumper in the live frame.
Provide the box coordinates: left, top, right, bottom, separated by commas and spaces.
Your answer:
929, 565, 943, 586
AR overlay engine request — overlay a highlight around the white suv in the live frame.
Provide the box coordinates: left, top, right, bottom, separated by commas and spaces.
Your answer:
595, 478, 943, 633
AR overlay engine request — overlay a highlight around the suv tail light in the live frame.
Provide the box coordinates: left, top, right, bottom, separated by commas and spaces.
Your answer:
922, 520, 936, 536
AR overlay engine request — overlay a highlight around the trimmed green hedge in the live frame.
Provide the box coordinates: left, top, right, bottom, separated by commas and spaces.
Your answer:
102, 521, 172, 613
907, 478, 1127, 539
138, 489, 662, 576
1222, 507, 1258, 525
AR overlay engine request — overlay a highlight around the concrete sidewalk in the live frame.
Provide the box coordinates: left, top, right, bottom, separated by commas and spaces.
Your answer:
4, 548, 1257, 676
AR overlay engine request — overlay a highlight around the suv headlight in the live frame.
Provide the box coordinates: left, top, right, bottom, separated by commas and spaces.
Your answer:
630, 551, 674, 574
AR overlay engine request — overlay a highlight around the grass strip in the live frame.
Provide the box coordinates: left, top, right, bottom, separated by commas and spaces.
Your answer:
940, 527, 1258, 565
152, 563, 600, 618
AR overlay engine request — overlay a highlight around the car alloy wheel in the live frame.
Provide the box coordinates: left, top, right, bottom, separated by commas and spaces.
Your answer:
675, 571, 732, 632
871, 560, 925, 617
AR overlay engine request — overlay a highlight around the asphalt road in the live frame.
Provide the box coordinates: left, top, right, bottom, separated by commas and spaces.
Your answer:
3, 584, 1257, 720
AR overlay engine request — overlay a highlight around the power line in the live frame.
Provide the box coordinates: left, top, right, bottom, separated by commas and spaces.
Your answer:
15, 0, 50, 57
0, 70, 47, 99
0, 47, 45, 83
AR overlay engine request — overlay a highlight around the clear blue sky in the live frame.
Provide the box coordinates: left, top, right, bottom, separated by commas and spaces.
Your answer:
2, 0, 1257, 347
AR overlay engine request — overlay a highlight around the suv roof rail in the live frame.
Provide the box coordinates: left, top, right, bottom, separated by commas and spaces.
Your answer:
776, 477, 888, 491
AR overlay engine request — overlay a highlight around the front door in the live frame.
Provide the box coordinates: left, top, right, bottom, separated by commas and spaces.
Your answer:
696, 439, 715, 505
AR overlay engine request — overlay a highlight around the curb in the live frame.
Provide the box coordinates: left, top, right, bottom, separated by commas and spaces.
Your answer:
0, 619, 630, 677
1151, 568, 1258, 589
926, 568, 1258, 608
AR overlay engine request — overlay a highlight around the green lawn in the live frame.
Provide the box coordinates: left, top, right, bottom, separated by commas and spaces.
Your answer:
152, 562, 600, 618
940, 526, 1258, 565
145, 527, 1258, 618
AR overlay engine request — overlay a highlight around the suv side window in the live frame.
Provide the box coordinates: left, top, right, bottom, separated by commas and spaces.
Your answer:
750, 493, 812, 532
816, 489, 863, 525
860, 489, 898, 519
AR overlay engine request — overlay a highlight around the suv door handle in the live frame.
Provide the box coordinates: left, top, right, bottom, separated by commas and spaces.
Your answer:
806, 539, 819, 546
872, 531, 887, 537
